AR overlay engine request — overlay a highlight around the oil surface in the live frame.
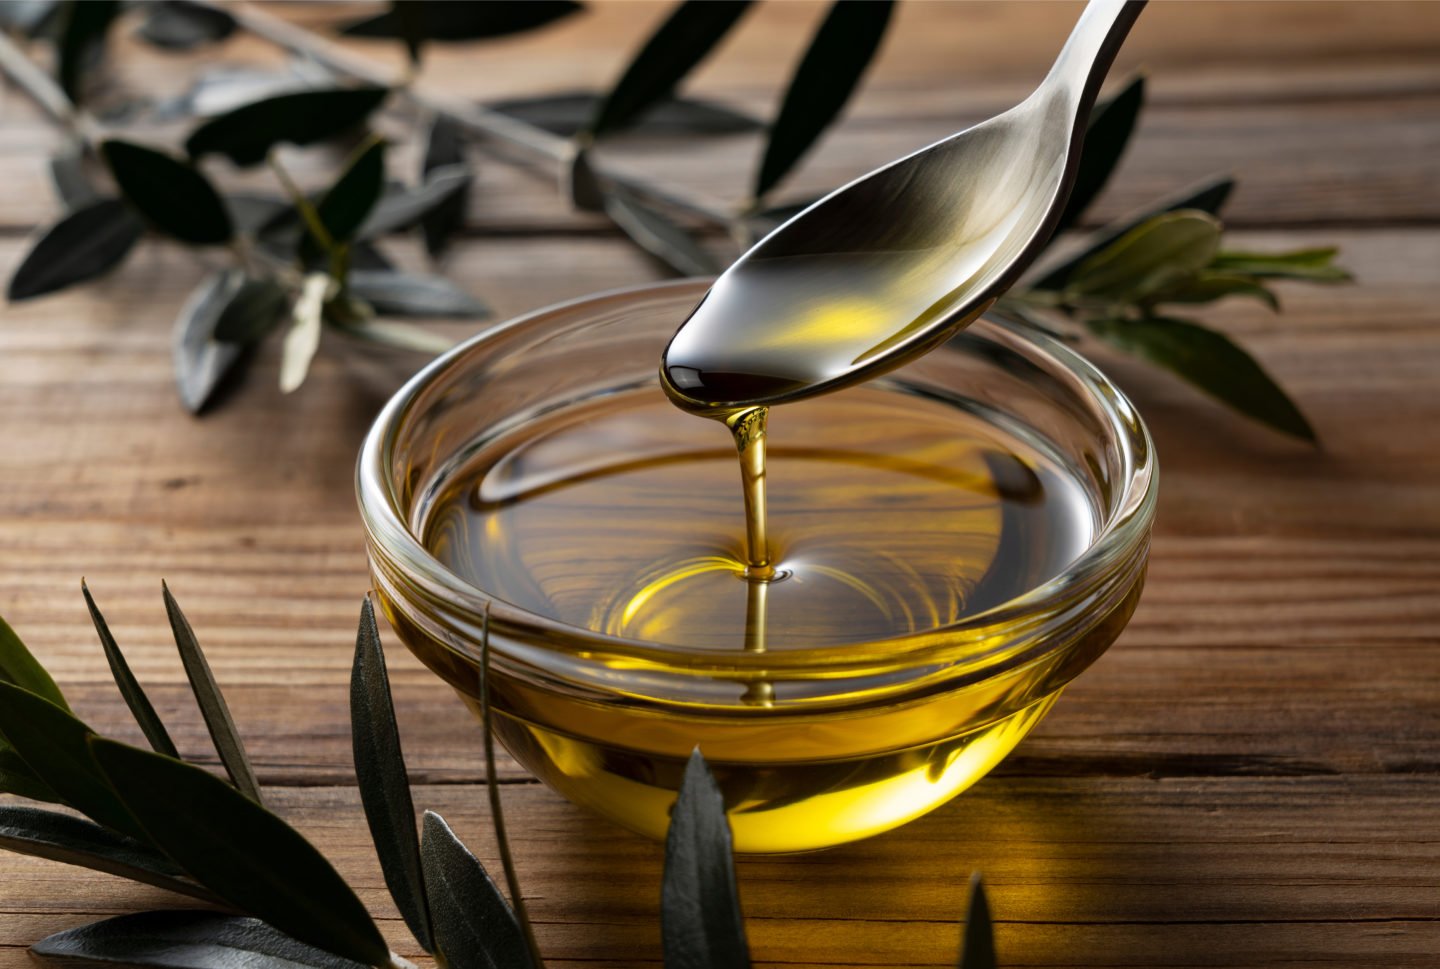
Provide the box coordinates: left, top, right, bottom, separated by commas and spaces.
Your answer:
424, 385, 1093, 652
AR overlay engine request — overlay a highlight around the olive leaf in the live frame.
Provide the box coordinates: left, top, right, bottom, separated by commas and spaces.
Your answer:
1028, 174, 1234, 292
213, 277, 290, 345
1211, 247, 1352, 282
0, 613, 70, 711
341, 1, 582, 46
49, 146, 99, 211
1147, 271, 1279, 311
88, 738, 391, 968
1087, 315, 1317, 442
298, 140, 387, 267
280, 273, 330, 393
1055, 74, 1145, 235
31, 911, 367, 969
185, 87, 389, 167
346, 270, 488, 319
0, 683, 148, 842
101, 140, 234, 246
565, 148, 605, 212
358, 164, 472, 240
162, 581, 265, 803
136, 0, 237, 51
351, 598, 433, 953
82, 581, 180, 759
56, 0, 117, 104
587, 0, 753, 139
753, 0, 895, 201
420, 119, 469, 256
603, 183, 720, 277
958, 873, 996, 969
6, 198, 143, 302
662, 749, 750, 969
0, 806, 218, 904
489, 91, 761, 138
0, 748, 62, 803
172, 270, 251, 414
420, 812, 537, 969
1065, 210, 1222, 303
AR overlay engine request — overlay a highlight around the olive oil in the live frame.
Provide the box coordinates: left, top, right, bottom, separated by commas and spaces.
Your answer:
416, 380, 1113, 850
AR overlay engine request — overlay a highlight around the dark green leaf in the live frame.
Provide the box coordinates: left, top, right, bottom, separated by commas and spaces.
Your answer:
957, 873, 996, 969
172, 270, 250, 414
212, 277, 289, 345
420, 812, 536, 969
754, 0, 894, 200
101, 140, 233, 246
50, 147, 99, 211
346, 270, 488, 319
588, 0, 753, 138
89, 738, 389, 967
1148, 271, 1279, 311
0, 747, 63, 803
56, 0, 117, 104
299, 140, 386, 265
351, 598, 432, 953
420, 119, 469, 256
32, 911, 367, 969
185, 87, 389, 168
0, 613, 70, 711
1211, 247, 1352, 282
1055, 74, 1145, 234
6, 198, 143, 302
162, 582, 264, 803
0, 805, 218, 903
358, 164, 471, 240
1065, 210, 1222, 302
603, 184, 719, 277
136, 0, 236, 51
1087, 315, 1316, 441
566, 149, 605, 212
0, 683, 147, 841
341, 1, 582, 43
1029, 175, 1234, 292
662, 749, 749, 969
488, 91, 761, 138
82, 582, 179, 759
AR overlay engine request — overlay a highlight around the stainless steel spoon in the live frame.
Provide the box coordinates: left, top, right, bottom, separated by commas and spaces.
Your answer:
661, 0, 1147, 414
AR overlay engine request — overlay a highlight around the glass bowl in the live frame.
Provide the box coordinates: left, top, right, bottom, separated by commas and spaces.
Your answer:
357, 279, 1156, 853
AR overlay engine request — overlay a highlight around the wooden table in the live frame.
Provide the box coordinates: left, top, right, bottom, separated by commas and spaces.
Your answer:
2, 3, 1437, 966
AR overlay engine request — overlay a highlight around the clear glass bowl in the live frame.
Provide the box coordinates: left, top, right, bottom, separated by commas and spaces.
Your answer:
357, 279, 1156, 852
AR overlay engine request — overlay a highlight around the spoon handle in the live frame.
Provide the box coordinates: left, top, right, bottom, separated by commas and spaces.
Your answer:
1046, 0, 1147, 112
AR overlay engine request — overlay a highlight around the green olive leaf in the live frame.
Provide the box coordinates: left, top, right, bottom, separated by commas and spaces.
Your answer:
135, 0, 237, 51
420, 812, 536, 969
162, 582, 264, 803
31, 911, 368, 969
1210, 247, 1352, 282
0, 613, 70, 711
82, 581, 179, 759
56, 0, 117, 104
420, 118, 469, 256
280, 273, 329, 393
185, 87, 389, 168
351, 598, 433, 953
661, 749, 749, 969
0, 748, 62, 803
957, 873, 996, 969
588, 0, 753, 139
6, 198, 143, 302
1147, 271, 1280, 311
1055, 74, 1145, 235
358, 164, 471, 240
0, 683, 148, 842
0, 805, 218, 904
1028, 175, 1234, 292
341, 1, 582, 45
213, 277, 290, 345
101, 140, 233, 246
753, 0, 895, 200
1065, 210, 1222, 303
88, 738, 390, 968
172, 270, 251, 414
1087, 315, 1317, 442
603, 183, 720, 277
346, 270, 488, 319
488, 91, 761, 138
298, 140, 387, 267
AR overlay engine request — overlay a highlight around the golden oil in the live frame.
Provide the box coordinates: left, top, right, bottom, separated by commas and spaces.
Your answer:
416, 380, 1109, 850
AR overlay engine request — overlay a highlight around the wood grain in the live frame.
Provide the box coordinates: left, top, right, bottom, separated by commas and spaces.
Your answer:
0, 2, 1437, 967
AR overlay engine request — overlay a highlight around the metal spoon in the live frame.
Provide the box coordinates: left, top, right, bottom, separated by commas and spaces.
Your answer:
661, 0, 1147, 414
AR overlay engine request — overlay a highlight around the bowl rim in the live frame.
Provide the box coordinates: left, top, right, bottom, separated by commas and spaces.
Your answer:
357, 277, 1157, 674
